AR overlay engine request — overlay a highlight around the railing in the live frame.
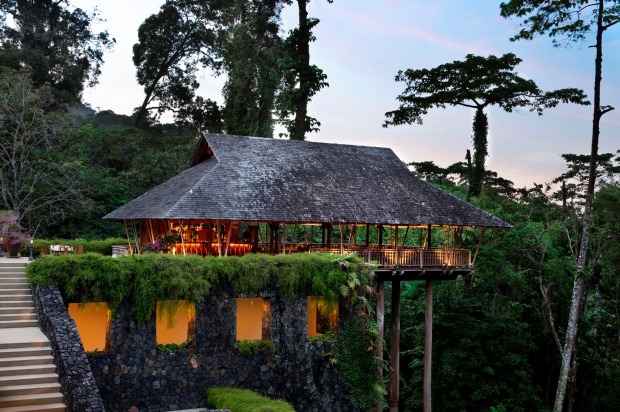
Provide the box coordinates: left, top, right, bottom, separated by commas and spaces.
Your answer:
167, 242, 471, 268
356, 248, 471, 268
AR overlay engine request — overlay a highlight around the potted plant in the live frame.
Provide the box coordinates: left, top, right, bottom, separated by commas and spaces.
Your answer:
0, 211, 30, 257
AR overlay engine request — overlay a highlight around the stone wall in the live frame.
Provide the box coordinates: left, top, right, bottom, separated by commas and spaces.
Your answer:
88, 288, 358, 412
31, 284, 106, 412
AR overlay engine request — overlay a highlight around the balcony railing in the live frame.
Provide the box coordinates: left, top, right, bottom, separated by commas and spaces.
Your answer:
169, 242, 471, 269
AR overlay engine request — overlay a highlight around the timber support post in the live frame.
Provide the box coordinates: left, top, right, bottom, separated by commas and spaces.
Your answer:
390, 278, 401, 411
424, 280, 433, 412
375, 280, 385, 412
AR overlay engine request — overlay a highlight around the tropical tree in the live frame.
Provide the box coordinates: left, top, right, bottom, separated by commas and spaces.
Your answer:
0, 67, 79, 231
500, 2, 619, 410
0, 0, 114, 104
220, 0, 282, 137
132, 1, 222, 131
383, 53, 588, 198
275, 0, 330, 140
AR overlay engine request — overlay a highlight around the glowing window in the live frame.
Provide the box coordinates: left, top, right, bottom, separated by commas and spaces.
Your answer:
307, 297, 338, 338
68, 302, 110, 352
156, 300, 195, 345
236, 298, 269, 341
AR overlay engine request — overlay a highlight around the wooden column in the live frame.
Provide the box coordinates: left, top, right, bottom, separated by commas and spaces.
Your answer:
365, 223, 370, 247
390, 279, 401, 412
424, 280, 433, 412
375, 280, 385, 412
378, 225, 383, 248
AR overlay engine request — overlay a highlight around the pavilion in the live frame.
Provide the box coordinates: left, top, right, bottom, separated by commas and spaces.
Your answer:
104, 132, 510, 411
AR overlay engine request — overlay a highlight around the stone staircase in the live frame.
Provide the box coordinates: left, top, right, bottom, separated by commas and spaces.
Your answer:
0, 258, 66, 411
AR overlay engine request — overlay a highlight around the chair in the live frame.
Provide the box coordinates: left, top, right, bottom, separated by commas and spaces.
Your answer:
37, 245, 49, 257
75, 245, 84, 255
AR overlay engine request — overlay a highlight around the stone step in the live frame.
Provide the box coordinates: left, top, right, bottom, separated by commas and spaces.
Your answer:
0, 277, 28, 283
0, 372, 59, 386
0, 354, 54, 368
0, 340, 48, 351
0, 364, 56, 377
0, 288, 32, 295
0, 403, 66, 412
0, 312, 36, 322
0, 268, 27, 274
0, 346, 51, 359
0, 306, 34, 314
0, 392, 64, 408
0, 272, 27, 278
0, 319, 39, 328
0, 278, 30, 290
0, 382, 62, 396
0, 301, 33, 308
0, 294, 33, 301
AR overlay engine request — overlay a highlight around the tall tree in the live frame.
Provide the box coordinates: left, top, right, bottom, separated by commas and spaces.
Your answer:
0, 67, 79, 231
500, 2, 619, 410
0, 0, 114, 104
383, 53, 588, 198
276, 0, 330, 140
132, 1, 222, 131
221, 0, 282, 137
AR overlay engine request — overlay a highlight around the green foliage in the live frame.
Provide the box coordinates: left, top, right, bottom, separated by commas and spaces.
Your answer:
207, 387, 295, 412
132, 2, 222, 130
157, 336, 192, 352
0, 0, 114, 103
27, 252, 372, 324
237, 339, 275, 356
384, 52, 588, 197
333, 316, 385, 409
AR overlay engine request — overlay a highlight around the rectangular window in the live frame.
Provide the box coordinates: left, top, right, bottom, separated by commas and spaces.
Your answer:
156, 300, 195, 345
307, 297, 338, 338
68, 302, 110, 352
236, 298, 269, 341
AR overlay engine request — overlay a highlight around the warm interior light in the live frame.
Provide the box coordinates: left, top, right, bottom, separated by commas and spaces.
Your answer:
307, 297, 338, 338
68, 302, 110, 352
156, 300, 195, 345
236, 298, 265, 341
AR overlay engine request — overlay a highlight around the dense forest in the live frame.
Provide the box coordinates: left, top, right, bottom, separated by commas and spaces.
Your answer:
1, 0, 619, 411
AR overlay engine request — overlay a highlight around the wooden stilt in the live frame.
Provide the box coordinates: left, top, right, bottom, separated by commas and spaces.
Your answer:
123, 220, 132, 254
179, 220, 186, 256
223, 222, 232, 257
215, 220, 222, 257
424, 280, 433, 412
339, 224, 344, 254
131, 221, 140, 254
375, 280, 385, 412
390, 280, 401, 412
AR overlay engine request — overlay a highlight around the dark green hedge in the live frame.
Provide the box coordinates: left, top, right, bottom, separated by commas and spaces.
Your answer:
26, 252, 373, 324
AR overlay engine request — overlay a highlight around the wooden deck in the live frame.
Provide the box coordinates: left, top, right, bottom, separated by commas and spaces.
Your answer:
168, 242, 472, 273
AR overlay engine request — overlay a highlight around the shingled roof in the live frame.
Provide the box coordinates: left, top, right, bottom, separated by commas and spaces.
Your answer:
104, 133, 510, 228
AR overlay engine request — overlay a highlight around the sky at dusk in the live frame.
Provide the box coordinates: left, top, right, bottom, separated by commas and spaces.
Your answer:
80, 0, 620, 188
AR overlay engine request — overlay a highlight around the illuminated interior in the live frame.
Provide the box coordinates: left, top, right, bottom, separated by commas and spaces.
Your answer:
156, 300, 195, 345
68, 302, 110, 352
236, 298, 267, 341
307, 297, 339, 338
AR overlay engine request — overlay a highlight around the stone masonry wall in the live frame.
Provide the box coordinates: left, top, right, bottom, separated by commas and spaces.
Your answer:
31, 284, 106, 412
88, 288, 358, 412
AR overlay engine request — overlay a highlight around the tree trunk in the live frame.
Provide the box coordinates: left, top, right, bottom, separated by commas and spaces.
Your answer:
467, 107, 488, 198
291, 0, 310, 141
553, 3, 606, 411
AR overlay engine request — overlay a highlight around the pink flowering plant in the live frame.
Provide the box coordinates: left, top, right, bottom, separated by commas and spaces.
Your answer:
0, 210, 31, 246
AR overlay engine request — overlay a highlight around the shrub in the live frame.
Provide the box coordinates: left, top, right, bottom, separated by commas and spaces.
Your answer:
237, 339, 275, 356
207, 387, 294, 412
